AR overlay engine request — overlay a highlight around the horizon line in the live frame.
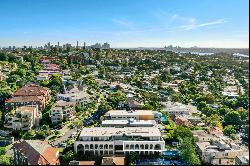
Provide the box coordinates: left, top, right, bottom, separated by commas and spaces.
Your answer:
0, 45, 249, 49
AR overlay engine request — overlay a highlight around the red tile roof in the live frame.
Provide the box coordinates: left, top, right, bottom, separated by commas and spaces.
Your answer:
13, 140, 59, 165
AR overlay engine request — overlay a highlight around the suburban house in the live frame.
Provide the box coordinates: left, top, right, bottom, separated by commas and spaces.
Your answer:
174, 115, 192, 127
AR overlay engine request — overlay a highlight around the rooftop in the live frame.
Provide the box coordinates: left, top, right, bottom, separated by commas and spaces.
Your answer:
101, 119, 155, 126
16, 106, 37, 112
105, 110, 154, 116
79, 127, 161, 137
52, 100, 76, 107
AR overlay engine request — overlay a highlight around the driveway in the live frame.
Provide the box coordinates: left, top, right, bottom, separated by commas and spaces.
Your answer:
53, 128, 77, 147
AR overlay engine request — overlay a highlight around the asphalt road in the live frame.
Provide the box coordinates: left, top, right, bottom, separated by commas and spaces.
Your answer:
52, 127, 77, 147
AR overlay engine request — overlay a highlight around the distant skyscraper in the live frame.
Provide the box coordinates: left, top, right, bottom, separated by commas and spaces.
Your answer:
48, 42, 51, 50
84, 42, 86, 49
102, 42, 110, 49
77, 41, 79, 49
58, 42, 59, 47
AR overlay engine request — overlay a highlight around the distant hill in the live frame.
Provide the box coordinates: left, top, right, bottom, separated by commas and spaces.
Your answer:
115, 46, 249, 55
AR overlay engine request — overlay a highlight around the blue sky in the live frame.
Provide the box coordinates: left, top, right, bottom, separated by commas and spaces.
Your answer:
0, 0, 249, 48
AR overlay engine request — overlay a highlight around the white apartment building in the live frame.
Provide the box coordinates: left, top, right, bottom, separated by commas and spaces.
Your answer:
104, 110, 161, 121
57, 86, 90, 107
51, 100, 76, 124
101, 119, 155, 127
74, 127, 165, 156
161, 101, 190, 116
4, 105, 40, 131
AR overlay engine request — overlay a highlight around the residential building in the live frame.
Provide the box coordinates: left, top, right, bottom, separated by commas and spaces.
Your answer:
5, 96, 46, 112
175, 114, 202, 125
74, 127, 165, 156
101, 119, 155, 127
51, 100, 76, 124
12, 140, 60, 165
161, 82, 179, 92
174, 115, 191, 127
124, 97, 144, 110
104, 110, 160, 121
36, 74, 50, 81
4, 105, 40, 131
192, 130, 218, 142
161, 102, 190, 116
57, 85, 90, 107
5, 84, 50, 111
196, 139, 248, 165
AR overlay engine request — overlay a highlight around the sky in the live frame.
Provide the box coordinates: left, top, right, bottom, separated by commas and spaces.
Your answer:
0, 0, 249, 48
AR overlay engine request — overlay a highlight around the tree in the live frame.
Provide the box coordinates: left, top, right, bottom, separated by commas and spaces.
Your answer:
107, 91, 126, 109
0, 155, 13, 165
126, 152, 139, 165
0, 53, 8, 61
172, 126, 194, 142
62, 150, 74, 164
197, 101, 206, 111
218, 106, 231, 116
22, 130, 36, 139
0, 147, 6, 155
12, 68, 27, 77
179, 137, 201, 165
224, 111, 241, 126
47, 74, 63, 92
224, 125, 236, 136
204, 93, 215, 104
170, 93, 180, 102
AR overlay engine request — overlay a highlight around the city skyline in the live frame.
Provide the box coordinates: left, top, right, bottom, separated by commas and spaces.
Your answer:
0, 0, 249, 48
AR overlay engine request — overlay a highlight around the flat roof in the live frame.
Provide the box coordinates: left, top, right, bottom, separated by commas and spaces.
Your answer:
16, 106, 37, 112
79, 127, 161, 137
106, 110, 154, 116
101, 120, 155, 125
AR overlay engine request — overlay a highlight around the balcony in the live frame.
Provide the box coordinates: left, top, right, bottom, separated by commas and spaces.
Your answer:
22, 127, 30, 131
4, 123, 12, 128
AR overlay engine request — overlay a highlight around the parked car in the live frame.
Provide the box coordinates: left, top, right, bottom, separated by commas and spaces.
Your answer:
60, 143, 67, 148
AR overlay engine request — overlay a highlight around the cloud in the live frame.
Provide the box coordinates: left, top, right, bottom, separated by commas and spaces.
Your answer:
111, 18, 135, 29
110, 18, 227, 35
154, 10, 197, 27
176, 19, 227, 30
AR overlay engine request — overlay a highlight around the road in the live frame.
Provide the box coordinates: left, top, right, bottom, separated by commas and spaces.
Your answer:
51, 125, 77, 147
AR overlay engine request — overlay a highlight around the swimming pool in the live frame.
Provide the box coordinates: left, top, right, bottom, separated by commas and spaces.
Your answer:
161, 115, 167, 124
